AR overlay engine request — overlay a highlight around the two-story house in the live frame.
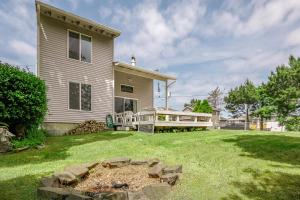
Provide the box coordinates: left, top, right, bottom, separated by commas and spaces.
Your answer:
36, 1, 176, 135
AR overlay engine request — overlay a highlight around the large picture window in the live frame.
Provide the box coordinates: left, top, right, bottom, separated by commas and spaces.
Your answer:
68, 30, 92, 63
114, 97, 137, 113
69, 82, 91, 111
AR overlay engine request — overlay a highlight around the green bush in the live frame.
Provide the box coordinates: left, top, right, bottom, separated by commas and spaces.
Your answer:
11, 128, 46, 149
284, 116, 300, 131
0, 62, 47, 133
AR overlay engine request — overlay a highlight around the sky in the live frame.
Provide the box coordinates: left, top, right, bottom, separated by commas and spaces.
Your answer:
0, 0, 300, 112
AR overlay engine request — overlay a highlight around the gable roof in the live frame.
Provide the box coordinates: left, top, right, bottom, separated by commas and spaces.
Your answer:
113, 62, 176, 81
36, 1, 121, 38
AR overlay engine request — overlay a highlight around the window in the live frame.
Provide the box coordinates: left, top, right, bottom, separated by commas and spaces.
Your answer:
121, 85, 134, 93
69, 82, 91, 111
68, 32, 80, 60
68, 30, 92, 63
114, 97, 137, 113
81, 84, 91, 111
69, 82, 80, 110
81, 35, 91, 63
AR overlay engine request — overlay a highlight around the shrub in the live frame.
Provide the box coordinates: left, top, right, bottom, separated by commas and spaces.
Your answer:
0, 62, 47, 135
11, 128, 46, 149
284, 117, 300, 132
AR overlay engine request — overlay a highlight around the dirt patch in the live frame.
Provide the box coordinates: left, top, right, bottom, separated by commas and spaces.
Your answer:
74, 164, 160, 193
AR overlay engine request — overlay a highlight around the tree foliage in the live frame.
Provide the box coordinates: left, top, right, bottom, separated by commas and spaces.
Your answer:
224, 79, 258, 122
193, 99, 213, 113
0, 62, 47, 134
224, 56, 300, 131
263, 56, 300, 125
184, 98, 198, 108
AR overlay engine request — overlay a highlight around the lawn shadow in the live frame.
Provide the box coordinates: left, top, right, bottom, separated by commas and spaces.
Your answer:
0, 131, 132, 168
0, 174, 41, 200
223, 135, 300, 166
222, 168, 300, 200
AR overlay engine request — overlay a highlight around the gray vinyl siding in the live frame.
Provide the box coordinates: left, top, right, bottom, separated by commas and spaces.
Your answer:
114, 71, 153, 111
39, 15, 114, 123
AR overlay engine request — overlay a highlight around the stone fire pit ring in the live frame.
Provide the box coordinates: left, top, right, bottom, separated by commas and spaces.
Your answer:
37, 157, 183, 200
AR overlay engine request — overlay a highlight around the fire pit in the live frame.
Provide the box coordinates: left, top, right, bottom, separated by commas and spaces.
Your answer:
37, 157, 182, 200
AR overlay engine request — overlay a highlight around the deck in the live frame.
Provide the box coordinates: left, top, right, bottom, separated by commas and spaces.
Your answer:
114, 109, 213, 133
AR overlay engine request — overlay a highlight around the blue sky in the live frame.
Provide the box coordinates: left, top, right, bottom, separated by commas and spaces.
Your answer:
1, 0, 300, 112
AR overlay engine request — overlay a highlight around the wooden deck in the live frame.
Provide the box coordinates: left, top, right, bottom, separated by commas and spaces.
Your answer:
114, 109, 213, 132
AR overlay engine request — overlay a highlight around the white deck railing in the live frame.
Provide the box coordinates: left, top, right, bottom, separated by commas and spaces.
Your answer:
115, 109, 213, 128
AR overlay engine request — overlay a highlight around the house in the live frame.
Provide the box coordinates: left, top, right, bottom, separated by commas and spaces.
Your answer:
36, 1, 212, 135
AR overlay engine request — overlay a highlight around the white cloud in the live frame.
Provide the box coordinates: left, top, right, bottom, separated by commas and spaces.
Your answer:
286, 27, 300, 46
113, 0, 206, 68
206, 0, 300, 37
10, 40, 36, 57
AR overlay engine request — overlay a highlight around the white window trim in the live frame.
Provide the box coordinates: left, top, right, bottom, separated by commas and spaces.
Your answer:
67, 29, 93, 64
120, 84, 134, 93
68, 81, 92, 112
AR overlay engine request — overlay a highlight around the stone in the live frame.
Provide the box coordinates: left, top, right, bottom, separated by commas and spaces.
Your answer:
36, 144, 45, 150
128, 192, 148, 200
142, 183, 171, 200
130, 160, 148, 165
0, 128, 15, 153
148, 163, 164, 178
95, 192, 128, 200
102, 157, 131, 168
14, 146, 30, 153
105, 192, 128, 200
163, 165, 182, 174
66, 193, 93, 200
82, 162, 99, 170
37, 187, 70, 200
160, 173, 179, 186
147, 158, 160, 167
54, 171, 78, 185
40, 175, 60, 188
65, 165, 89, 178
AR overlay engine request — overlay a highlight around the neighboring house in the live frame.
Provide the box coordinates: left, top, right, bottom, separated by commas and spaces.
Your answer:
36, 1, 176, 135
250, 117, 285, 132
182, 106, 193, 112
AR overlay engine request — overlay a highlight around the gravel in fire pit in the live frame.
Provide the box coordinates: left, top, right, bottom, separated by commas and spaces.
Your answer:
74, 164, 160, 193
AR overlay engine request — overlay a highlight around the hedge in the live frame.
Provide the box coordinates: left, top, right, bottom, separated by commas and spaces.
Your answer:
0, 62, 47, 135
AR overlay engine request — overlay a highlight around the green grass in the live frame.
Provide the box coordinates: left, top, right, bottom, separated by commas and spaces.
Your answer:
0, 130, 300, 200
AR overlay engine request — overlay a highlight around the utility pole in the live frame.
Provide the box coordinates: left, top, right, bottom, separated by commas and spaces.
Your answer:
165, 80, 176, 110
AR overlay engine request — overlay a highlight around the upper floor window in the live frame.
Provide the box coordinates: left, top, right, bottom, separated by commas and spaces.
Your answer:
68, 30, 92, 63
121, 84, 134, 93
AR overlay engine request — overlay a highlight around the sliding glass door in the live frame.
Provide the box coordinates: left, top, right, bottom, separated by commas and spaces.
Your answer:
115, 97, 137, 113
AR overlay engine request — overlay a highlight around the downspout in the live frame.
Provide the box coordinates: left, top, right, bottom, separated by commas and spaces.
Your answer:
36, 2, 40, 76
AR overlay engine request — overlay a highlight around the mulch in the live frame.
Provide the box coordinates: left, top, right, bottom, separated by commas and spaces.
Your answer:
74, 164, 160, 193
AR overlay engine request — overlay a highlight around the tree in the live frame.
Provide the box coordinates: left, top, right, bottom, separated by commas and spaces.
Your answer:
224, 79, 258, 127
0, 62, 47, 136
208, 87, 223, 109
252, 84, 274, 130
193, 99, 213, 113
184, 98, 198, 108
262, 56, 300, 130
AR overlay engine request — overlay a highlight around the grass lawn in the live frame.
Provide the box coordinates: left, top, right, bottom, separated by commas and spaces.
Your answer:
1, 130, 300, 200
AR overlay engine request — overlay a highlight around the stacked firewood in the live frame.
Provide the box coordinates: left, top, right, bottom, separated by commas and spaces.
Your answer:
67, 120, 106, 135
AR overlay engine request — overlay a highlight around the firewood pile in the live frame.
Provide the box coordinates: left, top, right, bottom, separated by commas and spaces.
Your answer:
67, 120, 106, 135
